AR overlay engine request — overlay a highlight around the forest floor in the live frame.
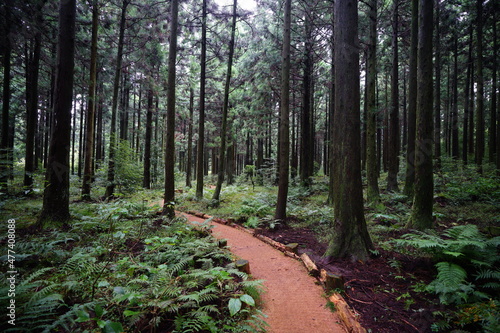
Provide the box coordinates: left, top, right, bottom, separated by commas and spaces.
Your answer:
181, 212, 347, 333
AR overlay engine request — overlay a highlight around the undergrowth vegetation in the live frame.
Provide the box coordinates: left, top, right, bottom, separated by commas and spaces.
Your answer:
0, 199, 266, 332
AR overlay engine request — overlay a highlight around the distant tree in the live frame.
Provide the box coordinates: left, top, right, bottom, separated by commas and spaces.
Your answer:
213, 0, 237, 204
104, 0, 129, 199
475, 0, 484, 174
163, 0, 179, 218
38, 0, 76, 227
408, 0, 433, 230
143, 87, 153, 189
274, 0, 291, 221
327, 0, 374, 260
81, 0, 99, 200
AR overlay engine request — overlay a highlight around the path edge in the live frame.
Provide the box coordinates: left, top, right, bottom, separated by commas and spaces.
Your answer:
184, 210, 367, 333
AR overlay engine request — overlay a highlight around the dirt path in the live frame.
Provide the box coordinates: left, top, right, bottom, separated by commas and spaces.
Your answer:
182, 213, 346, 333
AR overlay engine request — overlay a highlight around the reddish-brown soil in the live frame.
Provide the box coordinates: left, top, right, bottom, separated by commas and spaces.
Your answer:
182, 213, 347, 333
257, 223, 442, 333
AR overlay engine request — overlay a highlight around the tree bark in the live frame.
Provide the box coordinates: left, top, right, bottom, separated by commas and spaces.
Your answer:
463, 26, 473, 165
366, 0, 380, 205
274, 0, 291, 221
186, 87, 194, 187
38, 0, 76, 227
196, 0, 207, 200
387, 0, 400, 192
213, 0, 237, 203
163, 0, 179, 218
143, 87, 153, 189
82, 0, 99, 200
433, 0, 441, 168
326, 0, 374, 260
475, 0, 484, 174
403, 0, 418, 198
408, 0, 433, 230
24, 25, 42, 189
1, 0, 13, 194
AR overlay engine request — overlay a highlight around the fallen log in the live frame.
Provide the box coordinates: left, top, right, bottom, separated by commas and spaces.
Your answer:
300, 253, 319, 277
329, 293, 366, 333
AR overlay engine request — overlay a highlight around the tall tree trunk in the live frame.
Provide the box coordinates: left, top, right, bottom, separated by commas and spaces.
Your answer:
38, 0, 76, 227
82, 0, 99, 200
274, 0, 291, 221
0, 0, 12, 194
433, 0, 441, 168
475, 0, 485, 174
213, 0, 237, 203
387, 0, 400, 192
24, 26, 42, 189
143, 87, 153, 189
327, 0, 374, 260
163, 0, 179, 218
409, 0, 433, 230
451, 34, 459, 159
196, 0, 207, 200
300, 4, 314, 187
490, 10, 497, 165
186, 87, 194, 187
366, 0, 380, 205
404, 0, 418, 197
463, 27, 473, 165
104, 0, 129, 199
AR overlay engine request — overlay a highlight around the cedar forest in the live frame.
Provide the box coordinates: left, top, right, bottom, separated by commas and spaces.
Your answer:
0, 0, 499, 332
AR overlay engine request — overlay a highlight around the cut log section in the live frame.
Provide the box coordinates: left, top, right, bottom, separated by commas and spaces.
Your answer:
235, 259, 250, 274
300, 253, 319, 277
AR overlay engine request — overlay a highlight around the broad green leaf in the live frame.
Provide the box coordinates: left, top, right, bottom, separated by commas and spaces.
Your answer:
104, 321, 124, 333
124, 310, 141, 317
228, 298, 242, 316
240, 294, 255, 307
75, 309, 90, 322
94, 304, 104, 318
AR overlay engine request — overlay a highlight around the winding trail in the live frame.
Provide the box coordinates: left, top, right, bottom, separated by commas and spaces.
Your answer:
182, 213, 346, 333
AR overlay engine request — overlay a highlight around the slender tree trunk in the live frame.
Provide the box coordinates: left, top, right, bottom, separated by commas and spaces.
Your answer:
186, 87, 194, 187
0, 1, 12, 194
404, 0, 418, 197
490, 10, 497, 165
24, 27, 42, 189
82, 0, 99, 200
163, 0, 178, 218
409, 0, 433, 230
143, 88, 153, 189
213, 0, 237, 203
463, 26, 473, 165
104, 0, 129, 199
38, 0, 76, 227
475, 0, 484, 174
451, 34, 459, 159
300, 4, 314, 187
387, 0, 400, 192
274, 0, 291, 221
366, 0, 380, 204
196, 0, 207, 200
327, 0, 374, 260
433, 0, 441, 168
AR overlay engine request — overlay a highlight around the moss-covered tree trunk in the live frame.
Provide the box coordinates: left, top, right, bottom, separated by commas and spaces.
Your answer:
327, 0, 374, 261
196, 0, 207, 200
408, 0, 434, 230
475, 0, 484, 174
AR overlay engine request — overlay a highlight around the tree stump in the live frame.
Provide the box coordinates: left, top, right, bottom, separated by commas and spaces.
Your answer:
236, 259, 250, 274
